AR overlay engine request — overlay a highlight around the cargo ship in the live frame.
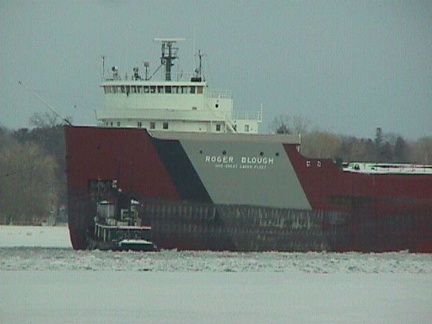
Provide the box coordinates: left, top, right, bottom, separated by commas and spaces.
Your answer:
65, 39, 432, 252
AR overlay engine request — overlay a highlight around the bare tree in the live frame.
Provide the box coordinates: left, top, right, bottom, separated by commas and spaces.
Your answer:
291, 115, 311, 135
29, 111, 72, 129
29, 112, 61, 128
411, 137, 432, 164
270, 115, 311, 135
0, 142, 59, 224
300, 131, 342, 159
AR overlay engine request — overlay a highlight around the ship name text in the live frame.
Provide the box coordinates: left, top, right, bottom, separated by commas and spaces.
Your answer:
204, 155, 274, 171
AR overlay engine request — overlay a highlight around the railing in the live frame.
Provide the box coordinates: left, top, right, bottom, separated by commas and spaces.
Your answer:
105, 71, 202, 82
207, 89, 232, 99
224, 114, 237, 133
234, 110, 262, 121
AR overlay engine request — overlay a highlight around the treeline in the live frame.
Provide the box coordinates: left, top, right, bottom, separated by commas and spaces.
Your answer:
0, 113, 66, 225
273, 115, 432, 164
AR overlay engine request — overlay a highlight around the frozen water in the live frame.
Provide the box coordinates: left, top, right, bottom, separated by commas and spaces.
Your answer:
1, 225, 431, 323
2, 271, 431, 324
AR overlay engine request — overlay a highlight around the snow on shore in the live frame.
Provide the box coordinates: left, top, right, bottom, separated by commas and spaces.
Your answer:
0, 225, 71, 248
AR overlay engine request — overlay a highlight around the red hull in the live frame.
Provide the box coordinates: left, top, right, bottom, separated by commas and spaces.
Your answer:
65, 126, 432, 252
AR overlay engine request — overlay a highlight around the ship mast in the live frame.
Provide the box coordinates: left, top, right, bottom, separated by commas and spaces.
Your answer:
154, 38, 185, 81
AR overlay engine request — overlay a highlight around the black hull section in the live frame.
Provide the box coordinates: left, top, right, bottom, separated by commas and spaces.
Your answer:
68, 193, 431, 252
146, 201, 337, 252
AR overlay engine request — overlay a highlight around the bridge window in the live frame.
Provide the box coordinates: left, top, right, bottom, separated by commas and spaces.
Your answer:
157, 86, 164, 93
197, 86, 203, 94
190, 86, 195, 94
150, 86, 156, 93
165, 86, 171, 93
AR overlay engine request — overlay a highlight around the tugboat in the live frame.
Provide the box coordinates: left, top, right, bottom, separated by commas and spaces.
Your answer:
87, 179, 156, 251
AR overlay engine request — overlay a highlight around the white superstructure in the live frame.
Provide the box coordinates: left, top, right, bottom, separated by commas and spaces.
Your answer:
96, 38, 262, 133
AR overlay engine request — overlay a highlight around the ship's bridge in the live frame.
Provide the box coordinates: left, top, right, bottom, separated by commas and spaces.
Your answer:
96, 39, 262, 134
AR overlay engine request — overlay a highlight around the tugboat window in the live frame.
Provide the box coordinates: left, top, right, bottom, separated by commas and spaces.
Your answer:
163, 122, 169, 129
150, 122, 155, 129
216, 124, 221, 132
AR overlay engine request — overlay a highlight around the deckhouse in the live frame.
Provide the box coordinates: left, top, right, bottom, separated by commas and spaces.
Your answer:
96, 38, 262, 133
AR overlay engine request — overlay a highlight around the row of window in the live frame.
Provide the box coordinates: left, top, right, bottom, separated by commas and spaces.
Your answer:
103, 85, 204, 95
105, 121, 251, 132
104, 121, 227, 132
105, 121, 170, 130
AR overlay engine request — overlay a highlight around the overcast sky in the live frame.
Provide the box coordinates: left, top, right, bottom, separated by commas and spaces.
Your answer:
1, 0, 431, 139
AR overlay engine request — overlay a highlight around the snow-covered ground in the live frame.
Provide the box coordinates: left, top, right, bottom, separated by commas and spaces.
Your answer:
1, 225, 432, 323
0, 225, 71, 248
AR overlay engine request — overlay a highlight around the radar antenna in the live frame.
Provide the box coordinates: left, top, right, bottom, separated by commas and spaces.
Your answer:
154, 38, 185, 81
192, 50, 205, 82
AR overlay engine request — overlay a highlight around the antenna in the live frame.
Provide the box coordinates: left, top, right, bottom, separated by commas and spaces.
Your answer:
143, 61, 150, 80
18, 81, 72, 126
101, 55, 105, 80
192, 50, 206, 82
154, 38, 185, 81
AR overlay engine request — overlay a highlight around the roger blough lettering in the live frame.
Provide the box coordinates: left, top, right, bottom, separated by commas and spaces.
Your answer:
205, 155, 274, 165
205, 155, 234, 163
241, 157, 274, 165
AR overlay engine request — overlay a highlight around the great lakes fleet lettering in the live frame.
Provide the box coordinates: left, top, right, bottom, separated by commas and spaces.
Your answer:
204, 155, 274, 170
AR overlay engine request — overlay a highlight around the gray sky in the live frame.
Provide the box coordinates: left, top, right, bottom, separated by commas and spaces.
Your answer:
1, 0, 431, 139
